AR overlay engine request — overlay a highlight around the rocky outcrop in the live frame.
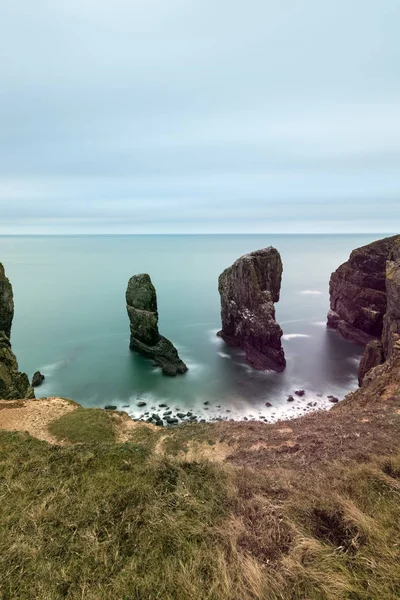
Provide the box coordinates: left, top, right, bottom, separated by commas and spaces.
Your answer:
357, 339, 385, 386
0, 263, 14, 339
0, 263, 34, 400
327, 235, 400, 345
327, 235, 400, 385
217, 247, 286, 371
126, 274, 187, 376
382, 237, 400, 359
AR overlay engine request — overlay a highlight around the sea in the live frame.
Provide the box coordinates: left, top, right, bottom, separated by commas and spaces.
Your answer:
0, 234, 387, 423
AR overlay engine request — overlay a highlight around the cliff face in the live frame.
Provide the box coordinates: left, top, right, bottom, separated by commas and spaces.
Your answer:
327, 236, 400, 345
0, 263, 34, 400
126, 274, 188, 376
217, 247, 286, 371
326, 235, 400, 385
0, 263, 14, 339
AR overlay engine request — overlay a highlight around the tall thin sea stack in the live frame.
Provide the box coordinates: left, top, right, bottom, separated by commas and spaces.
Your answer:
126, 274, 188, 376
217, 247, 286, 372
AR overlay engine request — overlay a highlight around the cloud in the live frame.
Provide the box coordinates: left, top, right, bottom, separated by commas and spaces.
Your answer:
0, 0, 399, 233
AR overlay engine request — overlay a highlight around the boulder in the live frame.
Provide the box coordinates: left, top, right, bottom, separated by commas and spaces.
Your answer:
32, 371, 45, 387
126, 274, 187, 376
217, 247, 286, 371
0, 264, 34, 400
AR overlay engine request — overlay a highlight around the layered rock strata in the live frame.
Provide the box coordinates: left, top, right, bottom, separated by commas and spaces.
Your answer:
327, 236, 400, 345
126, 274, 187, 376
217, 247, 286, 371
0, 263, 34, 399
326, 235, 400, 385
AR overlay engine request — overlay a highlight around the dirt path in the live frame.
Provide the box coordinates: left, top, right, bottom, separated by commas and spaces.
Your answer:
0, 397, 77, 444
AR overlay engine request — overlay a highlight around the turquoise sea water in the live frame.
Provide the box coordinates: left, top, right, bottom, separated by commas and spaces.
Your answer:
0, 234, 386, 422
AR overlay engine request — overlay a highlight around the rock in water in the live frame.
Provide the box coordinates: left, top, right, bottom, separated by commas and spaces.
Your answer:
327, 235, 400, 346
126, 274, 188, 376
32, 371, 45, 387
0, 263, 34, 400
217, 247, 286, 371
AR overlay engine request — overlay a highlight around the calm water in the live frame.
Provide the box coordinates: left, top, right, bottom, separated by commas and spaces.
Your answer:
0, 234, 385, 422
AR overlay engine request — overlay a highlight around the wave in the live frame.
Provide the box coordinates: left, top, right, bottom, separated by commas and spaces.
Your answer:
218, 352, 231, 359
282, 333, 311, 340
208, 328, 223, 344
298, 290, 323, 296
312, 321, 327, 327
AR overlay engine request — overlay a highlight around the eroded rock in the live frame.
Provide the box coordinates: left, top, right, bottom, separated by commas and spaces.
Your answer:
0, 263, 13, 339
327, 235, 400, 345
32, 371, 45, 387
126, 274, 187, 376
217, 247, 286, 372
0, 264, 34, 400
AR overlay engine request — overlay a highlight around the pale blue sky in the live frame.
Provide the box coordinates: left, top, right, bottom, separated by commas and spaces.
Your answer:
0, 0, 399, 233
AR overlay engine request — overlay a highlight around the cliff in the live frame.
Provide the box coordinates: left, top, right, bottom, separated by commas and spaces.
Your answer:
327, 235, 400, 385
217, 247, 286, 371
126, 273, 187, 376
0, 263, 34, 400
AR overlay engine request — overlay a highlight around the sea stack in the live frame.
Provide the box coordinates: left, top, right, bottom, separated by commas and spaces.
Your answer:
326, 235, 400, 385
126, 274, 188, 376
217, 247, 286, 372
0, 263, 34, 399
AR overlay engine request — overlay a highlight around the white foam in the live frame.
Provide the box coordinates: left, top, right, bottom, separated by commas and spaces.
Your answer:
208, 328, 223, 344
298, 290, 323, 296
218, 352, 231, 359
40, 360, 66, 375
312, 321, 327, 327
282, 333, 311, 340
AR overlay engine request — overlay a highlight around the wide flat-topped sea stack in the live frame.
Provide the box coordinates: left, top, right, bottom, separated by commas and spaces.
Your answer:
126, 273, 187, 376
217, 247, 286, 372
327, 235, 400, 346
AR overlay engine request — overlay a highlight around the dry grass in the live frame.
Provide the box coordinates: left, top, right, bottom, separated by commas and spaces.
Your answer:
0, 428, 399, 600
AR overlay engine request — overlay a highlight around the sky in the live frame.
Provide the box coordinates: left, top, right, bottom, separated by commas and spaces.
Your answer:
0, 0, 399, 234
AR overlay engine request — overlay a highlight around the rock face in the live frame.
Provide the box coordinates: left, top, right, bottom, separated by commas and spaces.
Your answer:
217, 247, 286, 371
0, 263, 14, 339
358, 339, 385, 386
327, 235, 400, 345
382, 237, 400, 359
126, 274, 187, 376
327, 235, 400, 385
0, 263, 34, 400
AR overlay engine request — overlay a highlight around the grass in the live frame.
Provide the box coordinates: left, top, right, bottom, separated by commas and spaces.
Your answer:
48, 408, 116, 444
0, 429, 399, 599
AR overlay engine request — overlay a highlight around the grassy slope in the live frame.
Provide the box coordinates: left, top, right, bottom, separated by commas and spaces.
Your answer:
0, 429, 399, 600
1, 355, 400, 599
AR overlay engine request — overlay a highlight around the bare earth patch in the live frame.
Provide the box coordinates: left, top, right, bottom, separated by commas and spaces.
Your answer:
110, 410, 156, 443
0, 397, 77, 444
